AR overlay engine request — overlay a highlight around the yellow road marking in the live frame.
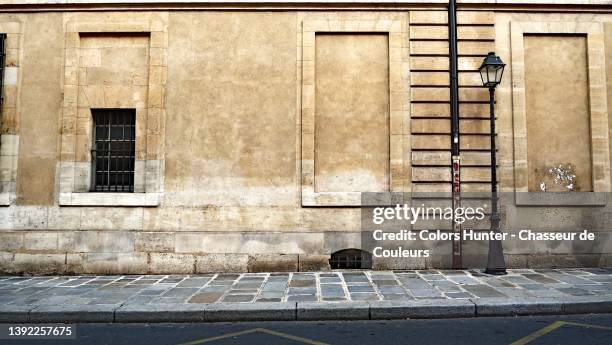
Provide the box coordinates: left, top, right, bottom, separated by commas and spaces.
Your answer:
510, 321, 566, 345
256, 328, 329, 345
177, 328, 259, 345
510, 320, 612, 345
562, 321, 612, 331
177, 327, 329, 345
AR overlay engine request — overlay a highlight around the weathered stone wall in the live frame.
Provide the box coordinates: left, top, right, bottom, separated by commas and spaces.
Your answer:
491, 11, 612, 268
524, 35, 592, 192
0, 4, 611, 274
15, 13, 63, 206
314, 33, 390, 193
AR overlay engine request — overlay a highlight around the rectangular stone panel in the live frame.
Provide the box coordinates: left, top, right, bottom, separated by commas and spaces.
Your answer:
410, 11, 447, 25
457, 26, 495, 40
411, 72, 449, 86
165, 12, 297, 205
412, 134, 449, 150
607, 22, 612, 190
411, 56, 449, 71
525, 35, 593, 192
411, 103, 450, 117
457, 11, 494, 25
412, 119, 450, 134
79, 34, 149, 89
458, 41, 495, 56
410, 26, 448, 40
461, 135, 491, 150
314, 34, 390, 193
410, 40, 448, 55
412, 151, 450, 166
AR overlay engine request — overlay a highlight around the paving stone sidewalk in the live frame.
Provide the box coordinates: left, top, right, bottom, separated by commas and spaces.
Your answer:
2, 268, 612, 322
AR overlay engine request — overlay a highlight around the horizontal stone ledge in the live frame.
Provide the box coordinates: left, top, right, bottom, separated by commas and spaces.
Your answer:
6, 297, 612, 323
458, 0, 606, 5
369, 299, 475, 319
0, 305, 37, 323
3, 0, 607, 6
515, 192, 607, 206
297, 301, 370, 321
58, 192, 161, 207
115, 303, 206, 322
29, 304, 119, 323
563, 295, 612, 315
203, 302, 297, 322
472, 297, 563, 316
1, 0, 449, 5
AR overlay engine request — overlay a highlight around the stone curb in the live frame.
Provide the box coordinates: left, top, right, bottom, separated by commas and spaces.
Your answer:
370, 299, 475, 319
204, 302, 296, 322
297, 302, 369, 320
563, 296, 612, 315
3, 296, 612, 323
29, 304, 120, 323
115, 303, 207, 323
0, 305, 37, 323
472, 297, 563, 316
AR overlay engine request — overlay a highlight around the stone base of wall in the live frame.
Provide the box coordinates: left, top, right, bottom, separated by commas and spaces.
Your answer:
1, 230, 611, 274
0, 252, 333, 275
1, 251, 611, 275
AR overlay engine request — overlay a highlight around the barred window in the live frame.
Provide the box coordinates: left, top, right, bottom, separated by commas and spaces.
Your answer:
91, 109, 135, 192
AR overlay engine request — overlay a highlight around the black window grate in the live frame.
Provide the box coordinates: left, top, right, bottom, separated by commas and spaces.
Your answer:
0, 33, 6, 113
91, 109, 136, 192
330, 249, 372, 269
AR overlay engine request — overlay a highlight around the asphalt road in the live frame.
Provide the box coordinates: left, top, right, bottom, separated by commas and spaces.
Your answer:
3, 314, 612, 345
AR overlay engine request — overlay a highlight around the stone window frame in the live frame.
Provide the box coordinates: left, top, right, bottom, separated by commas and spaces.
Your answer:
0, 21, 22, 206
300, 15, 410, 206
58, 20, 167, 206
510, 21, 610, 206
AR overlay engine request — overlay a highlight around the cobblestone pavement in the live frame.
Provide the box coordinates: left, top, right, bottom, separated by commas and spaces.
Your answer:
2, 268, 612, 306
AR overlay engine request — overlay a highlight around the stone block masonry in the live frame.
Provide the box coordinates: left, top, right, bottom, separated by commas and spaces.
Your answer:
0, 2, 611, 274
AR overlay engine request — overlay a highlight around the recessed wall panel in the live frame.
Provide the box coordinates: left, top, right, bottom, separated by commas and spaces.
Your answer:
525, 35, 592, 192
314, 34, 390, 193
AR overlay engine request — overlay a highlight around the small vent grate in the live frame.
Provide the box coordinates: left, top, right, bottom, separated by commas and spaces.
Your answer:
330, 249, 372, 269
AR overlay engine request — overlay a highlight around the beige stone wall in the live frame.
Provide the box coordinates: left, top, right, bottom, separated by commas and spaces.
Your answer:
606, 22, 612, 190
0, 20, 21, 206
314, 33, 390, 193
164, 11, 297, 207
15, 13, 63, 206
57, 15, 168, 207
299, 13, 410, 207
74, 34, 150, 190
492, 11, 612, 268
0, 6, 611, 274
524, 35, 592, 192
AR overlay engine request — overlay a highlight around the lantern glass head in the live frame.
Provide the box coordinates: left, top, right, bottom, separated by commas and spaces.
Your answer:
479, 52, 505, 88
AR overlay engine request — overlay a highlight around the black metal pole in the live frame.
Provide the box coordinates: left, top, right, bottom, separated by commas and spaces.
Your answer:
449, 0, 459, 152
449, 0, 462, 269
485, 87, 507, 275
0, 34, 6, 114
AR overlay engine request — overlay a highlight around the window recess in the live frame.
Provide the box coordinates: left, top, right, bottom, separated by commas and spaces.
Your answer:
91, 109, 136, 192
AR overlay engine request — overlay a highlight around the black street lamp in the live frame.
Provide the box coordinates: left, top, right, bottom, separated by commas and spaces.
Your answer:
479, 52, 507, 275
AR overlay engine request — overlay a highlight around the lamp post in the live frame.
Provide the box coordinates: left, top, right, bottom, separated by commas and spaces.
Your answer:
479, 52, 507, 275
